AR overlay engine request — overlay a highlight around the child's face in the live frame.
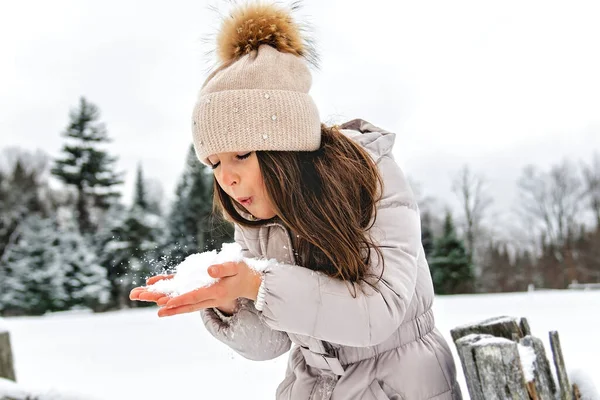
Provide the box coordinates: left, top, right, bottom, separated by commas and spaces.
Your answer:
208, 151, 277, 220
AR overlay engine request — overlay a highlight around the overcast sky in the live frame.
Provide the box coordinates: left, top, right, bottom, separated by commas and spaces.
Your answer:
2, 0, 599, 231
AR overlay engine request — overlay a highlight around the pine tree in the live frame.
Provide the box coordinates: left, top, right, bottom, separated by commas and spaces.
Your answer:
55, 209, 111, 310
0, 156, 49, 260
0, 215, 68, 316
94, 204, 130, 309
429, 211, 475, 294
125, 165, 161, 306
134, 163, 148, 210
95, 165, 161, 308
51, 97, 124, 235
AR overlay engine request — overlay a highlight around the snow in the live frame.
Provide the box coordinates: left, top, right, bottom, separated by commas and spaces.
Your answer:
2, 290, 599, 399
147, 242, 273, 297
0, 378, 28, 399
571, 369, 600, 400
517, 343, 537, 382
0, 377, 88, 400
470, 336, 514, 346
0, 318, 8, 332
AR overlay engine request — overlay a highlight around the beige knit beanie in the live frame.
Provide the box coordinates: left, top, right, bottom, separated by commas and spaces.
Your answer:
191, 2, 321, 165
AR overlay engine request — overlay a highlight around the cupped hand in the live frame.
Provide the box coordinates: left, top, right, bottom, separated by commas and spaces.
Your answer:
157, 261, 262, 318
129, 274, 174, 303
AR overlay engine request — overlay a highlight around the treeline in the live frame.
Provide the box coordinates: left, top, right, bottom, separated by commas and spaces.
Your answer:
419, 158, 600, 294
1, 97, 598, 315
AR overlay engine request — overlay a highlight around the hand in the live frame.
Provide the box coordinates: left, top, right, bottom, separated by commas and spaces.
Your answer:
158, 261, 262, 318
129, 274, 174, 303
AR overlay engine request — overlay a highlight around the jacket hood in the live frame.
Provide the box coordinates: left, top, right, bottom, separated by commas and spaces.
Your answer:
338, 119, 396, 161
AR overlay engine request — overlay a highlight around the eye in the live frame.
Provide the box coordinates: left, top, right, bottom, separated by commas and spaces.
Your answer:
236, 152, 252, 160
209, 160, 220, 170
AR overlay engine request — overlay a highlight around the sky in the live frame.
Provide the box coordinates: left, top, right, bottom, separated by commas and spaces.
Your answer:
1, 0, 599, 233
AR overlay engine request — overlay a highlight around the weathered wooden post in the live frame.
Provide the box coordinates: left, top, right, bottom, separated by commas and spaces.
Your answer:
451, 316, 559, 400
519, 335, 556, 399
454, 333, 529, 399
550, 331, 573, 400
0, 327, 17, 381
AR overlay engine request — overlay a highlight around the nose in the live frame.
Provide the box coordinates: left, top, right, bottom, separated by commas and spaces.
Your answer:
221, 166, 239, 187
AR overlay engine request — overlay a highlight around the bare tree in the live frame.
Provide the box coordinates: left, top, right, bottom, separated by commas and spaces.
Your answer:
582, 152, 600, 230
517, 161, 584, 247
452, 165, 493, 262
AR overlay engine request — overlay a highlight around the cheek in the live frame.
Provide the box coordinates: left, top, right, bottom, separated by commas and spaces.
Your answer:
213, 174, 229, 195
253, 171, 268, 194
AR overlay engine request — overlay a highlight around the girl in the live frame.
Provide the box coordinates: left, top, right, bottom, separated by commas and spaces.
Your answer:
130, 3, 462, 399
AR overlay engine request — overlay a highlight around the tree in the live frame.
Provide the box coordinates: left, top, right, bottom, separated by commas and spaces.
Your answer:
573, 225, 600, 284
0, 150, 53, 262
582, 152, 600, 230
517, 161, 585, 285
517, 161, 584, 248
94, 204, 130, 309
428, 211, 475, 294
479, 241, 503, 293
52, 97, 124, 235
95, 165, 162, 309
55, 208, 111, 310
513, 249, 534, 291
0, 215, 67, 316
134, 163, 148, 210
452, 165, 493, 267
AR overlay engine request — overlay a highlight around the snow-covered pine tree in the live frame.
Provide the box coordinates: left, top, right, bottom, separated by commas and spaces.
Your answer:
54, 208, 111, 310
124, 164, 162, 307
0, 153, 50, 262
429, 211, 475, 294
51, 97, 124, 235
0, 215, 67, 316
95, 164, 162, 308
94, 203, 130, 309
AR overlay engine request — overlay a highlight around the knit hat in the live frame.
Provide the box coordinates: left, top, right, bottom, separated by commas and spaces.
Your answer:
191, 2, 321, 165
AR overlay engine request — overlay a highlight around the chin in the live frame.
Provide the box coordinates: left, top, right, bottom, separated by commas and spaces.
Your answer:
254, 209, 277, 220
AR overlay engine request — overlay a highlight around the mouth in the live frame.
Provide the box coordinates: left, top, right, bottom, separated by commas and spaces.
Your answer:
236, 196, 253, 207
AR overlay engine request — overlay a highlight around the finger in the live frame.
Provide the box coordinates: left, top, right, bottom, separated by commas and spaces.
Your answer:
129, 288, 146, 300
164, 286, 218, 309
138, 291, 168, 302
208, 262, 239, 279
158, 299, 219, 317
157, 296, 171, 306
146, 274, 175, 285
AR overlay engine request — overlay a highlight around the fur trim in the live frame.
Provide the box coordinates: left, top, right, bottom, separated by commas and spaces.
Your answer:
216, 1, 317, 66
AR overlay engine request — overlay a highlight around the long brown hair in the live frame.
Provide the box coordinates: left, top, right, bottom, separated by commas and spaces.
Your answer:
213, 124, 385, 290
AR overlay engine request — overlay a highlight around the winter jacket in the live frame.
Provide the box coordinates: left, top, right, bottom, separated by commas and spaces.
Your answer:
200, 119, 462, 400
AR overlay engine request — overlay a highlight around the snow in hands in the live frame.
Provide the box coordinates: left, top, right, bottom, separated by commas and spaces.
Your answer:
146, 243, 271, 297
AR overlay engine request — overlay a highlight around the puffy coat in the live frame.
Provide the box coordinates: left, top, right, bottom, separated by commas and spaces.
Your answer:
200, 119, 462, 400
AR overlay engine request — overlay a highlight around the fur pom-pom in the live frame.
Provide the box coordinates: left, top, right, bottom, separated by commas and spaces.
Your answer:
216, 1, 317, 66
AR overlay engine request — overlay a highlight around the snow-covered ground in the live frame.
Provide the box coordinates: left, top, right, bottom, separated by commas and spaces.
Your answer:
1, 290, 598, 399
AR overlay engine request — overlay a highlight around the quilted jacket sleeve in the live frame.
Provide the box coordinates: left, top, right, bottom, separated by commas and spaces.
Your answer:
200, 225, 292, 361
